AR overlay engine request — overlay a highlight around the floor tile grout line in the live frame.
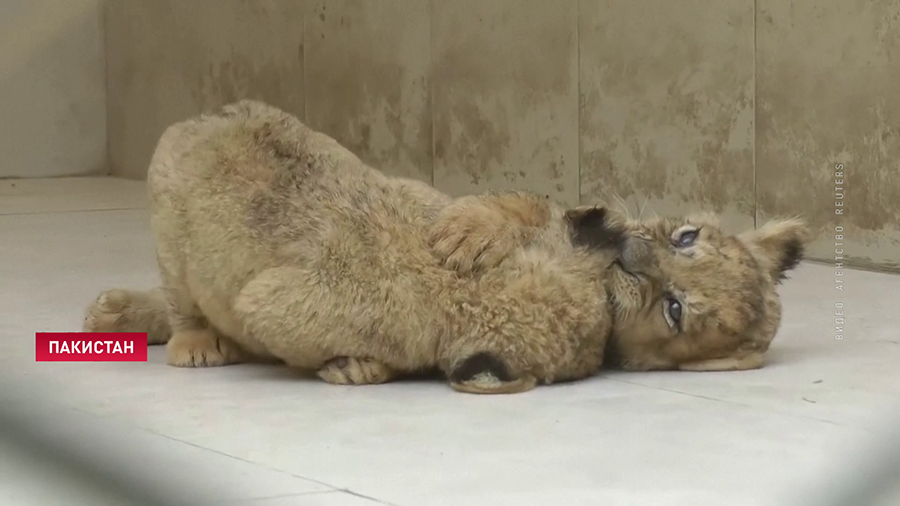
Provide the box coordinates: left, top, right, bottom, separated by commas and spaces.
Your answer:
604, 376, 874, 432
218, 490, 342, 503
68, 406, 402, 506
339, 487, 400, 505
65, 405, 340, 491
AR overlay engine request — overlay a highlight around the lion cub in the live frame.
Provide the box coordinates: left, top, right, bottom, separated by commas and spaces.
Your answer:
429, 195, 811, 372
85, 100, 810, 393
84, 100, 623, 394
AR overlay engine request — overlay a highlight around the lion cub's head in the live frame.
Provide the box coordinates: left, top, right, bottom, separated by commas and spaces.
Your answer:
567, 208, 811, 372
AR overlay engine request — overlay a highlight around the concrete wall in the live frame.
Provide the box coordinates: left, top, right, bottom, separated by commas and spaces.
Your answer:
104, 0, 900, 271
0, 0, 107, 179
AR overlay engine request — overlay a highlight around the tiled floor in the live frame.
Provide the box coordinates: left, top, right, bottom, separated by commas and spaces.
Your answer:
2, 177, 900, 506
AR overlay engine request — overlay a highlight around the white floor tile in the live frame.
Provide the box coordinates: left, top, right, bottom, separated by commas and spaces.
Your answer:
229, 491, 392, 506
0, 396, 332, 505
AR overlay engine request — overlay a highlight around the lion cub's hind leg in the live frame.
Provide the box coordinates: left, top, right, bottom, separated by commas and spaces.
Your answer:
317, 357, 398, 385
166, 328, 246, 368
83, 288, 171, 344
235, 267, 413, 383
162, 282, 246, 368
447, 353, 538, 394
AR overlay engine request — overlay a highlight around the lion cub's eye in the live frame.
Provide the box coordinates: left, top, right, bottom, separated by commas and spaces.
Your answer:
673, 229, 699, 248
663, 297, 683, 329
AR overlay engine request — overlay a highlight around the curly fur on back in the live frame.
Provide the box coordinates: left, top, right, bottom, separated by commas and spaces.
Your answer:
85, 100, 622, 393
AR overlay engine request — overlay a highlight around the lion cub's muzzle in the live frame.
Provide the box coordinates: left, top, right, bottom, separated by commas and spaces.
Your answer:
618, 236, 660, 278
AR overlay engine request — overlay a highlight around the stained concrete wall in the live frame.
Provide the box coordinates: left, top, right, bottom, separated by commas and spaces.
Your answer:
104, 0, 900, 271
0, 0, 107, 178
756, 1, 900, 271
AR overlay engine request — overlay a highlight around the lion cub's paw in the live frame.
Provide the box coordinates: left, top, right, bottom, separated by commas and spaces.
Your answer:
430, 214, 518, 275
317, 357, 395, 385
83, 289, 130, 332
448, 353, 538, 394
166, 329, 239, 367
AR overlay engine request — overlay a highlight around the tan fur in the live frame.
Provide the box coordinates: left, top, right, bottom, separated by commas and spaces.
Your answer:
433, 202, 812, 372
84, 100, 810, 390
83, 288, 169, 345
677, 353, 764, 372
317, 357, 396, 385
428, 191, 553, 274
83, 100, 618, 394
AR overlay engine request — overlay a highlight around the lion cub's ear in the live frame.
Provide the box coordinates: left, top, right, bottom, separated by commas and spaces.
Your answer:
565, 206, 627, 251
739, 218, 812, 283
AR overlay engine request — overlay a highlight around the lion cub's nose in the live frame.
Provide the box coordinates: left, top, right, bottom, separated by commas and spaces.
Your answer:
619, 236, 658, 275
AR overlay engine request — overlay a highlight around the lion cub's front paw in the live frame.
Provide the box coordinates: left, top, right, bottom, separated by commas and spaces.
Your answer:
430, 210, 520, 275
432, 226, 517, 275
166, 329, 239, 367
430, 192, 552, 275
317, 357, 395, 385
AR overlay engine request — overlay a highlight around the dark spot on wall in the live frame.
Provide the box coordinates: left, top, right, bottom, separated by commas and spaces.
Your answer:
756, 0, 900, 268
432, 2, 577, 199
434, 101, 511, 186
304, 2, 432, 182
578, 2, 754, 227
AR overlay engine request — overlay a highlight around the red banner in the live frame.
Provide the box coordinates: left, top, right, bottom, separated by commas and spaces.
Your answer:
35, 333, 148, 362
